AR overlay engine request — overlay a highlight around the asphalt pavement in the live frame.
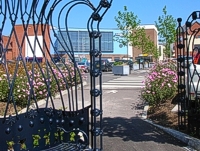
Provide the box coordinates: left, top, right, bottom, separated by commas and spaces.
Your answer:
102, 88, 189, 151
40, 69, 200, 150
101, 69, 200, 151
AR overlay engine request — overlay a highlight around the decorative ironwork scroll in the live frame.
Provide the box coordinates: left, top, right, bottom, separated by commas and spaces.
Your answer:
0, 0, 113, 150
177, 11, 200, 137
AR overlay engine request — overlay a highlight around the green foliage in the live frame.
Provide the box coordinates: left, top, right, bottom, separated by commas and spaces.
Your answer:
155, 6, 177, 57
70, 132, 76, 142
43, 132, 50, 146
7, 141, 14, 150
60, 131, 64, 141
32, 134, 41, 148
54, 132, 59, 141
20, 142, 27, 150
114, 6, 159, 59
113, 61, 124, 66
0, 62, 86, 110
0, 73, 9, 101
141, 61, 177, 106
114, 6, 143, 47
141, 36, 159, 60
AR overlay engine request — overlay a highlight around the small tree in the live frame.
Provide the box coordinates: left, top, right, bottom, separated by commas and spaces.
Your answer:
141, 34, 159, 60
155, 6, 177, 58
114, 6, 159, 59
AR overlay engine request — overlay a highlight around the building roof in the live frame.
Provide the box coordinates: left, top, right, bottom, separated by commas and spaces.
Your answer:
60, 24, 158, 32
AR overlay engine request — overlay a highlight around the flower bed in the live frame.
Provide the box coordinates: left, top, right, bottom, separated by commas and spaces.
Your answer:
141, 61, 177, 107
0, 61, 86, 115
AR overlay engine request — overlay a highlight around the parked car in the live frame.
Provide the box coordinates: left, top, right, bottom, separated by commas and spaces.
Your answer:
109, 61, 115, 67
86, 62, 90, 72
185, 52, 200, 100
114, 60, 133, 70
77, 62, 89, 73
95, 58, 112, 72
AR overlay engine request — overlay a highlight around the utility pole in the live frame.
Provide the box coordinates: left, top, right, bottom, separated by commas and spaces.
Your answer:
127, 43, 128, 60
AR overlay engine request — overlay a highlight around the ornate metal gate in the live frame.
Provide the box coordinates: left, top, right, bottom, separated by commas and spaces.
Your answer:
0, 0, 112, 150
177, 11, 200, 137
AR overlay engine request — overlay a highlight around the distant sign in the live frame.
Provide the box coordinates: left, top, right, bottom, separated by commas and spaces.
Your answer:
139, 54, 148, 57
119, 44, 123, 48
115, 33, 123, 37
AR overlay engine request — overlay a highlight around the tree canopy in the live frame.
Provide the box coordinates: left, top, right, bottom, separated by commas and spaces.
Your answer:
155, 6, 177, 57
114, 6, 159, 59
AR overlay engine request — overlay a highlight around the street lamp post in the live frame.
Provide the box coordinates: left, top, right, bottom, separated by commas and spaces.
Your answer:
127, 42, 128, 60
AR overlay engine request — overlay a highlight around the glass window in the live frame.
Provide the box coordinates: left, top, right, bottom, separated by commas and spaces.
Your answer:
55, 30, 113, 53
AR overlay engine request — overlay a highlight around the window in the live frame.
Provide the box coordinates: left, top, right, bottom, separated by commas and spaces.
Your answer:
55, 30, 113, 53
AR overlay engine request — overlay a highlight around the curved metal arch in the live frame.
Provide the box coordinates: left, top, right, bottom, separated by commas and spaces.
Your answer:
0, 0, 113, 150
56, 1, 97, 111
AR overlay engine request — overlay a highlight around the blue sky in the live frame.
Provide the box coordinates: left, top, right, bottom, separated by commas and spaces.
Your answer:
48, 0, 200, 55
3, 0, 200, 34
2, 0, 200, 55
63, 0, 200, 29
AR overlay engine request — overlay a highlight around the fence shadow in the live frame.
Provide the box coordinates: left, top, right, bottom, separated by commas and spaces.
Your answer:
102, 117, 187, 147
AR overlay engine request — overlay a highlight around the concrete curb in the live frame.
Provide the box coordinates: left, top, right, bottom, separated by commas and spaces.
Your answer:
144, 119, 200, 151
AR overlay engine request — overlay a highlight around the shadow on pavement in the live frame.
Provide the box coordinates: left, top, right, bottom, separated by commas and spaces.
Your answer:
102, 117, 187, 149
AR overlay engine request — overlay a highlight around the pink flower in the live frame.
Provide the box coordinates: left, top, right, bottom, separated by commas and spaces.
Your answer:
168, 83, 172, 87
146, 90, 151, 93
142, 80, 145, 83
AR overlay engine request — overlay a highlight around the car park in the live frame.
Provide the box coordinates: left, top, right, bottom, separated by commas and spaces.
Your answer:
95, 58, 112, 72
77, 62, 89, 73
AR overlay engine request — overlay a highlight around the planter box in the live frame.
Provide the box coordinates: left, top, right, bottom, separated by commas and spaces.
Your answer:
112, 65, 130, 75
133, 64, 139, 70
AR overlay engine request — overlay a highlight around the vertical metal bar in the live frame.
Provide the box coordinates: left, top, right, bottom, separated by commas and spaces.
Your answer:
99, 33, 103, 150
89, 35, 94, 148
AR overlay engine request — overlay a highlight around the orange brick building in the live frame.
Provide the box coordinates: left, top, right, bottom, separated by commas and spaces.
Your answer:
175, 21, 200, 57
132, 25, 158, 59
2, 24, 51, 62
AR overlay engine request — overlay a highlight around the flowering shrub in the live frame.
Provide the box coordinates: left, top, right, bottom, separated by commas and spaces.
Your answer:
0, 73, 9, 101
0, 62, 86, 108
141, 61, 177, 106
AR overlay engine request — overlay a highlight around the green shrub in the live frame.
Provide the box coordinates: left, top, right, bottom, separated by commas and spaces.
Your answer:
0, 73, 9, 101
141, 61, 177, 106
113, 61, 124, 66
0, 62, 85, 108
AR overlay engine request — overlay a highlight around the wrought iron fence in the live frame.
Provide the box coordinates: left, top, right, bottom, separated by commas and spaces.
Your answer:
0, 0, 112, 150
177, 11, 200, 138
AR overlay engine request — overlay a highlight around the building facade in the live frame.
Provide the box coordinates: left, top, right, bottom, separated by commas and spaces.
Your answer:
54, 25, 159, 62
2, 24, 51, 62
175, 22, 200, 58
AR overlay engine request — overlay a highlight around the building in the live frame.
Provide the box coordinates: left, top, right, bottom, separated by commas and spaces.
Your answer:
175, 21, 200, 58
1, 24, 51, 62
131, 25, 158, 60
54, 25, 159, 62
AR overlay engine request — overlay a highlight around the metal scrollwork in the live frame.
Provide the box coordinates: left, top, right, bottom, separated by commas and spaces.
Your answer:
0, 0, 112, 150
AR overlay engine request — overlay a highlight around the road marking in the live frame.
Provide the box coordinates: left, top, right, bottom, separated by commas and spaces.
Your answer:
105, 90, 118, 94
103, 83, 144, 85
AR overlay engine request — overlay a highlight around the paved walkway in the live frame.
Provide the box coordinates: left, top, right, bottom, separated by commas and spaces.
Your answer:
102, 89, 189, 151
39, 70, 199, 150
